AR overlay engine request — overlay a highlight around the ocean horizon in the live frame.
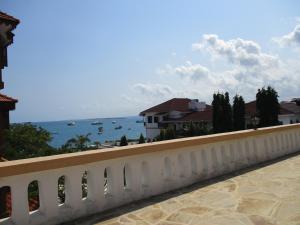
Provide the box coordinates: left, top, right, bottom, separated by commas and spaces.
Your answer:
25, 115, 146, 148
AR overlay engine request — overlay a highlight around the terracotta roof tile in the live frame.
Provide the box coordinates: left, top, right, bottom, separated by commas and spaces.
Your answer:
140, 98, 192, 115
0, 93, 18, 103
0, 11, 20, 25
280, 102, 300, 114
177, 109, 212, 122
246, 100, 294, 116
245, 100, 256, 116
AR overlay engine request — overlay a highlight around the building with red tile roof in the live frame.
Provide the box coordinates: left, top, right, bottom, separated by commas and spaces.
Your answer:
140, 98, 212, 139
245, 100, 297, 127
140, 98, 298, 140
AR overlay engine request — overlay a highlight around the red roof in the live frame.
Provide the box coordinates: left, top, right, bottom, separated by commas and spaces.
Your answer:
178, 109, 212, 122
0, 11, 20, 25
280, 102, 300, 114
245, 100, 293, 116
140, 98, 192, 115
245, 101, 256, 116
0, 93, 17, 103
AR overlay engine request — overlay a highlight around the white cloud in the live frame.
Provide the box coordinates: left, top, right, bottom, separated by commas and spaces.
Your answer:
158, 61, 212, 83
173, 61, 210, 82
193, 34, 279, 68
133, 83, 174, 98
128, 30, 300, 110
274, 24, 300, 47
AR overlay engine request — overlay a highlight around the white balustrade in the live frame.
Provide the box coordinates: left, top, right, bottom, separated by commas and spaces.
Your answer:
0, 124, 300, 225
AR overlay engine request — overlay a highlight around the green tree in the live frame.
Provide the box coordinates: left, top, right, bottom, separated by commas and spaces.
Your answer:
233, 95, 245, 130
120, 135, 128, 146
158, 129, 166, 141
224, 92, 232, 131
62, 133, 91, 151
212, 92, 232, 133
94, 141, 101, 148
61, 133, 91, 152
138, 133, 145, 144
256, 86, 280, 127
3, 123, 56, 160
165, 127, 176, 140
75, 133, 91, 150
187, 121, 195, 136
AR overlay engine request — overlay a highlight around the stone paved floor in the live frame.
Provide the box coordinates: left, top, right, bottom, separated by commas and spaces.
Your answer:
66, 154, 300, 225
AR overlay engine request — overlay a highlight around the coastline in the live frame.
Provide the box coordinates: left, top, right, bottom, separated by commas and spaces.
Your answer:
28, 116, 145, 148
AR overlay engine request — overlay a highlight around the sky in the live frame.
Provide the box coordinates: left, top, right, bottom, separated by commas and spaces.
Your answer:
1, 0, 300, 122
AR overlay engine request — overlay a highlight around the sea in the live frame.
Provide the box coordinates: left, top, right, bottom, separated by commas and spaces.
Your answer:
32, 116, 146, 148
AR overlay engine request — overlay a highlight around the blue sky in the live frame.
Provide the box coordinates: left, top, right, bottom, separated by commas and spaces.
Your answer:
1, 0, 300, 122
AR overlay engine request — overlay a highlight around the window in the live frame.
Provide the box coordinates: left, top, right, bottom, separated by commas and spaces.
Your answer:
104, 167, 112, 195
58, 176, 65, 205
0, 186, 11, 219
82, 171, 88, 199
28, 180, 40, 212
147, 116, 152, 123
154, 116, 159, 123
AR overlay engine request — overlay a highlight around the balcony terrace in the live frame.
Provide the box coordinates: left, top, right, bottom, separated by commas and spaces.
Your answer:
0, 124, 300, 225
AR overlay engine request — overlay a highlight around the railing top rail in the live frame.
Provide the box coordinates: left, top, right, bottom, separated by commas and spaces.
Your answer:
0, 124, 299, 178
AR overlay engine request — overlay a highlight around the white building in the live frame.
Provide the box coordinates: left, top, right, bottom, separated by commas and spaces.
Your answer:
280, 100, 300, 124
139, 98, 212, 140
245, 100, 299, 127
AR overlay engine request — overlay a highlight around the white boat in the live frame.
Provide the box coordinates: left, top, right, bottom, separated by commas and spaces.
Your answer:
67, 121, 75, 126
91, 121, 103, 125
112, 120, 116, 124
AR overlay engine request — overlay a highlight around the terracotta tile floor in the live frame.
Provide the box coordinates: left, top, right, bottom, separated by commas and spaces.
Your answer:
65, 153, 300, 225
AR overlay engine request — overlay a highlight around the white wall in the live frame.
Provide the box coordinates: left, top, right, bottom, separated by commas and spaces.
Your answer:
168, 111, 182, 119
0, 126, 300, 225
279, 114, 297, 125
146, 128, 160, 140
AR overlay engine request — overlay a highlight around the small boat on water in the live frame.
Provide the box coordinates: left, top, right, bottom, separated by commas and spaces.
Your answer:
67, 121, 76, 126
112, 120, 116, 124
115, 125, 122, 130
98, 127, 104, 134
136, 120, 144, 123
91, 121, 103, 125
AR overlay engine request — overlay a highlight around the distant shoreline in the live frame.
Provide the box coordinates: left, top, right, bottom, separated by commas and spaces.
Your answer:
25, 116, 146, 148
11, 115, 140, 124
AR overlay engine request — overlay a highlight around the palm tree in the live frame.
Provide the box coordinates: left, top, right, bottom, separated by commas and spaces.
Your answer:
75, 133, 91, 150
63, 133, 91, 151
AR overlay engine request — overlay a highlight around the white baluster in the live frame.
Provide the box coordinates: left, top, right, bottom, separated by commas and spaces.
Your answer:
86, 165, 105, 213
39, 174, 58, 221
109, 163, 125, 207
64, 169, 83, 217
251, 138, 259, 164
11, 179, 29, 225
229, 143, 237, 171
215, 145, 223, 175
129, 160, 143, 200
198, 149, 206, 178
149, 155, 165, 196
